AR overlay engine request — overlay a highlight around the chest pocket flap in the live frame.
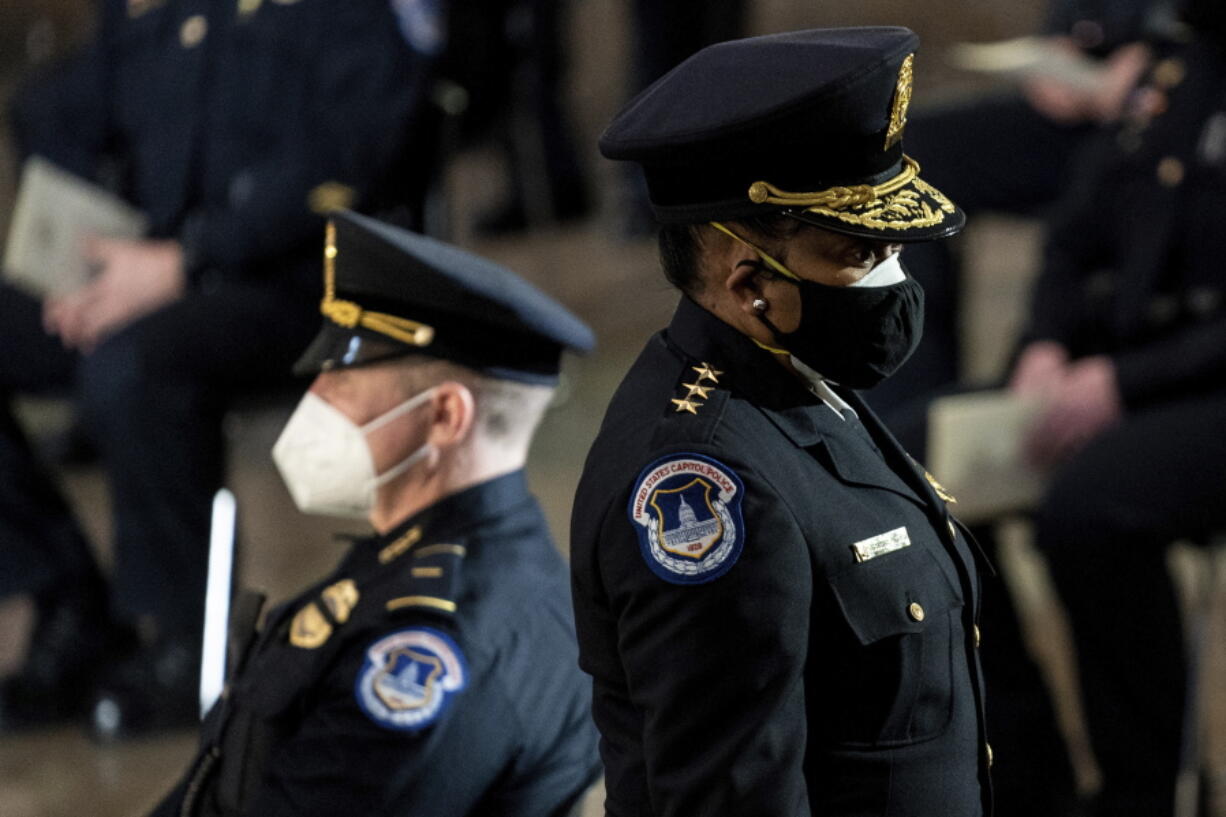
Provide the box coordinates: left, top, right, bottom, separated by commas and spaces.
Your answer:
827, 544, 962, 645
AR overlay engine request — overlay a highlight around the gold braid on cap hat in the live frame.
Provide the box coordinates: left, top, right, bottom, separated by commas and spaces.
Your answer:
747, 156, 920, 209
747, 155, 956, 231
320, 221, 435, 348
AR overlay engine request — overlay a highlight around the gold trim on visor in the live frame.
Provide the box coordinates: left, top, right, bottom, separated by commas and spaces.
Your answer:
320, 221, 436, 348
745, 157, 957, 232
748, 156, 920, 209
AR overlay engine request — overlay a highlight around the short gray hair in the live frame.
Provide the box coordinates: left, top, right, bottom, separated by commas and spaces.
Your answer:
393, 358, 554, 454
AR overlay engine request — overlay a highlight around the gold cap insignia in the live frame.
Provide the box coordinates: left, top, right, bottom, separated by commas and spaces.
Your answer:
884, 54, 915, 151
289, 602, 332, 649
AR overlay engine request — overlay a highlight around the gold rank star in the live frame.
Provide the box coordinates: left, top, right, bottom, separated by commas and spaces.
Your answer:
691, 363, 724, 383
671, 398, 701, 414
683, 381, 713, 399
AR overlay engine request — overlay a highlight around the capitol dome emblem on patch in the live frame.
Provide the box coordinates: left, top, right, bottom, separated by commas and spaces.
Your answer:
628, 453, 745, 584
355, 627, 466, 732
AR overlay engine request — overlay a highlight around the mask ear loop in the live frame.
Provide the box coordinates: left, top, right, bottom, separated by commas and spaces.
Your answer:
709, 222, 802, 282
361, 386, 438, 434
709, 222, 797, 356
361, 386, 440, 488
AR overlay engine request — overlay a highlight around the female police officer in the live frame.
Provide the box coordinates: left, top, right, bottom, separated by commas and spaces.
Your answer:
571, 28, 992, 816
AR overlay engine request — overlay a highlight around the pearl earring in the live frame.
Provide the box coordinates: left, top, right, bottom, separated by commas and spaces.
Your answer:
752, 298, 768, 311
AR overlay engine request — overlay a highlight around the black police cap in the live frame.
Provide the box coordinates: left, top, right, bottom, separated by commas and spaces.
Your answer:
293, 211, 595, 383
600, 27, 965, 242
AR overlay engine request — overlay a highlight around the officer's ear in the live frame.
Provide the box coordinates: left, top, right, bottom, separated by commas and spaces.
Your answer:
699, 223, 767, 315
425, 381, 476, 452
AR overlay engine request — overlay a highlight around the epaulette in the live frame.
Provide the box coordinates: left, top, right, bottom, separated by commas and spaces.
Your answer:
379, 540, 466, 620
653, 360, 729, 447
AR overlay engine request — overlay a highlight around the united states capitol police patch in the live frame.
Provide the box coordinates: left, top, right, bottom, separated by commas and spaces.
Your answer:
354, 627, 466, 732
628, 453, 745, 585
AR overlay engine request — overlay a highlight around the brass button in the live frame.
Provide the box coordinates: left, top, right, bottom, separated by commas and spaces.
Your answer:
974, 624, 981, 648
1156, 156, 1185, 187
908, 602, 925, 622
1153, 58, 1186, 89
986, 742, 994, 767
180, 15, 208, 48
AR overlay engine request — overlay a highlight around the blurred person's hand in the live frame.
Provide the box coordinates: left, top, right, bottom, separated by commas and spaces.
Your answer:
1023, 40, 1150, 124
1022, 354, 1122, 467
43, 238, 186, 352
1009, 340, 1070, 396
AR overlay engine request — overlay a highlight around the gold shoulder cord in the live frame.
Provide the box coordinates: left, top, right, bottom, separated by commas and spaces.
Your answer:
321, 221, 436, 347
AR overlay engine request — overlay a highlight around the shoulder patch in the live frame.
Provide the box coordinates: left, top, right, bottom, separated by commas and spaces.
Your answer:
354, 626, 467, 732
627, 453, 745, 584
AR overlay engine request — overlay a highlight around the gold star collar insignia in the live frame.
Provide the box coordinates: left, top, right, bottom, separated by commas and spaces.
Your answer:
682, 381, 713, 399
671, 398, 701, 415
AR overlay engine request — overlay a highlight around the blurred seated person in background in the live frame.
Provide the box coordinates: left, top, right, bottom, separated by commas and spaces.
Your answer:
0, 0, 440, 737
443, 0, 591, 236
870, 0, 1171, 427
150, 211, 600, 817
1005, 2, 1226, 813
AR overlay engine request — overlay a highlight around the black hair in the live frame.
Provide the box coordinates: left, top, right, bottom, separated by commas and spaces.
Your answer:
656, 213, 805, 295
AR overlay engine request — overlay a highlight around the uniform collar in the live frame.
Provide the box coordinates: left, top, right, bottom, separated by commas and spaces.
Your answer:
372, 469, 534, 552
664, 295, 818, 411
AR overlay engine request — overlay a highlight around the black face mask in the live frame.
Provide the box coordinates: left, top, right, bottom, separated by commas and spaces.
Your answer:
758, 274, 925, 389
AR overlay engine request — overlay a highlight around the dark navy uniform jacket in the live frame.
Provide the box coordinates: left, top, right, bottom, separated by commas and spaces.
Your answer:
153, 472, 601, 817
571, 297, 992, 817
10, 0, 430, 288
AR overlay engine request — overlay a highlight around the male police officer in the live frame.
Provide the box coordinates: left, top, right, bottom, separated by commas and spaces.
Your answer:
150, 211, 600, 816
0, 0, 436, 734
571, 29, 992, 816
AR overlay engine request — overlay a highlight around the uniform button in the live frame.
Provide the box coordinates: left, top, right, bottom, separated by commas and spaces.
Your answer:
1156, 156, 1185, 187
1153, 57, 1186, 89
908, 602, 925, 622
180, 15, 208, 48
986, 743, 994, 767
947, 520, 957, 540
973, 624, 981, 648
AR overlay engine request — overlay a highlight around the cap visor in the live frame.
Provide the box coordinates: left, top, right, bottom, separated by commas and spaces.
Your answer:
292, 323, 412, 377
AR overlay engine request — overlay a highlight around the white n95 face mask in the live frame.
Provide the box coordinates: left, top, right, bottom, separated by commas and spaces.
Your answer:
272, 388, 437, 518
